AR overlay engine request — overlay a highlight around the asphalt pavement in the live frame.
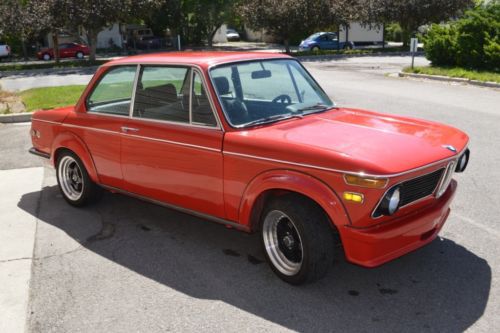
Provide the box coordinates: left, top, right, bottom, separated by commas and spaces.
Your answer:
0, 55, 499, 332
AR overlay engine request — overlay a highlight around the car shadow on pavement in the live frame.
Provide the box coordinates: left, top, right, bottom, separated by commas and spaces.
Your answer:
19, 185, 491, 332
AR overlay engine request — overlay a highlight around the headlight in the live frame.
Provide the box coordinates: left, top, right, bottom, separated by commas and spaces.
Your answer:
455, 149, 470, 173
376, 186, 401, 216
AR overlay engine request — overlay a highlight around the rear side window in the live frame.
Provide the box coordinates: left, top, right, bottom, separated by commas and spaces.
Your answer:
87, 66, 137, 116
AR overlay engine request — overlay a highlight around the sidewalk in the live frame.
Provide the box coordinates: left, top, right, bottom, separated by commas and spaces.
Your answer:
0, 167, 44, 333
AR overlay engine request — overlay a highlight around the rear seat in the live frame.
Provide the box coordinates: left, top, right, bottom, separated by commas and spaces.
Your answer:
134, 83, 189, 122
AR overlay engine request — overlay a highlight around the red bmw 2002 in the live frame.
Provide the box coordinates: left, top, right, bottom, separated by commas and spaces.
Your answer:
29, 52, 470, 284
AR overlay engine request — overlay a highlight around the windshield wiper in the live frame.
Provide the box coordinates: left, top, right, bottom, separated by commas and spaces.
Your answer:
240, 114, 303, 128
295, 103, 332, 114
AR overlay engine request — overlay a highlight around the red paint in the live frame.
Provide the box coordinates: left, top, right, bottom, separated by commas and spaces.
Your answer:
30, 52, 469, 268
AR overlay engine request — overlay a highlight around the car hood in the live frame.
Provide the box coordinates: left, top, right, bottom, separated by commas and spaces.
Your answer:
224, 107, 469, 175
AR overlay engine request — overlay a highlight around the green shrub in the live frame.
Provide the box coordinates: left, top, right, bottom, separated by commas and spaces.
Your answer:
423, 24, 458, 66
385, 23, 403, 42
456, 3, 500, 69
423, 1, 499, 71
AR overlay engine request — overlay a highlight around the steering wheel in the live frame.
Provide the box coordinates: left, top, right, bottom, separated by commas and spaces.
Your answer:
272, 94, 292, 104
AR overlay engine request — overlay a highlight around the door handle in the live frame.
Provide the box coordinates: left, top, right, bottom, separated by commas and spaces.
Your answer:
121, 126, 139, 133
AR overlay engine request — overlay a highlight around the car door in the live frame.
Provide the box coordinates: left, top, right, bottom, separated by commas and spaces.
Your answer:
327, 33, 340, 49
317, 34, 332, 50
120, 65, 225, 218
67, 65, 138, 188
58, 44, 70, 58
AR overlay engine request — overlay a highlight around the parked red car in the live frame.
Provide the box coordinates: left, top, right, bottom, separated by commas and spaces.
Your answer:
29, 52, 470, 284
37, 42, 90, 61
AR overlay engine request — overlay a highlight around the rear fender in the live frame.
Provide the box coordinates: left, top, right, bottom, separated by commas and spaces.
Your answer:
51, 131, 99, 183
238, 169, 350, 231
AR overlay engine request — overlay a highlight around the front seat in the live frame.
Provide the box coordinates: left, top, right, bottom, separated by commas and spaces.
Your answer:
213, 76, 249, 125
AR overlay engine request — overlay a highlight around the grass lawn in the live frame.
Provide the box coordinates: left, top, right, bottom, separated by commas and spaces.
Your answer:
403, 66, 500, 83
20, 85, 86, 112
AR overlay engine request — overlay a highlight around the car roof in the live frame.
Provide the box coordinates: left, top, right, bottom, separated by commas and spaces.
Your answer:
105, 51, 292, 69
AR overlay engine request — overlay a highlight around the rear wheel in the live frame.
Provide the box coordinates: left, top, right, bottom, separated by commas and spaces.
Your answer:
42, 53, 51, 61
260, 194, 335, 285
56, 151, 102, 207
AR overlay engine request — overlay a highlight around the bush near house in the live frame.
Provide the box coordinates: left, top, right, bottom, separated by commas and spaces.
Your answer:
423, 2, 500, 71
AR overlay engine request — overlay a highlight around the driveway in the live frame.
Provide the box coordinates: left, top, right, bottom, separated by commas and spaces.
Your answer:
0, 56, 499, 332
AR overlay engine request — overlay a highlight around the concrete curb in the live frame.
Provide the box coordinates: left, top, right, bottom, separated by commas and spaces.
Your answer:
0, 112, 32, 123
398, 72, 500, 88
296, 51, 425, 62
0, 66, 99, 79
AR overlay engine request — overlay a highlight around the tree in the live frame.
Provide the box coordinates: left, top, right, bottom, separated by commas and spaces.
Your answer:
367, 0, 475, 46
240, 0, 335, 53
66, 0, 161, 62
147, 0, 240, 47
0, 0, 51, 60
191, 0, 238, 48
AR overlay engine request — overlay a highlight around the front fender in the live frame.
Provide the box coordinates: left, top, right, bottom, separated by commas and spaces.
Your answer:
238, 169, 351, 231
51, 131, 99, 183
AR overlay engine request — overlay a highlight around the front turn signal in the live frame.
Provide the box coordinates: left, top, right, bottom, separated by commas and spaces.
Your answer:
344, 174, 388, 189
343, 192, 364, 204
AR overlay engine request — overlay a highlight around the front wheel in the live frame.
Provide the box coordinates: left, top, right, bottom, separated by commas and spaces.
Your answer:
42, 53, 51, 61
260, 194, 335, 285
56, 151, 102, 207
311, 46, 320, 52
76, 51, 84, 59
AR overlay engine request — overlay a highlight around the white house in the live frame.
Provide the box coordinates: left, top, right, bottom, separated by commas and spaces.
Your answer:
46, 23, 124, 49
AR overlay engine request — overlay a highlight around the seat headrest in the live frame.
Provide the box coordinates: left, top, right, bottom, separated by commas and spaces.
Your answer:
163, 83, 177, 102
213, 76, 230, 95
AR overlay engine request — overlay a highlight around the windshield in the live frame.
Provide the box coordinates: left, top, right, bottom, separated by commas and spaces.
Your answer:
210, 59, 334, 128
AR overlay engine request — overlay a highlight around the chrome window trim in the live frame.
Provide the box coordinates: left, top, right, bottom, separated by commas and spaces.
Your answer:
370, 166, 449, 219
189, 68, 193, 124
129, 64, 141, 118
224, 145, 467, 178
85, 64, 137, 117
86, 111, 131, 119
207, 57, 336, 129
121, 63, 223, 131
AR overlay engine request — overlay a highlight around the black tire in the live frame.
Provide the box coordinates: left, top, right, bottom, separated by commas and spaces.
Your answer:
344, 44, 353, 50
42, 53, 51, 61
76, 51, 84, 59
56, 150, 102, 207
260, 194, 335, 285
311, 46, 320, 52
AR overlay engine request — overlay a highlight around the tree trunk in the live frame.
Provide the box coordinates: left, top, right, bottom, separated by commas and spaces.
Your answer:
382, 23, 385, 49
21, 37, 28, 61
207, 24, 221, 48
87, 29, 98, 63
284, 38, 290, 54
52, 32, 60, 63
